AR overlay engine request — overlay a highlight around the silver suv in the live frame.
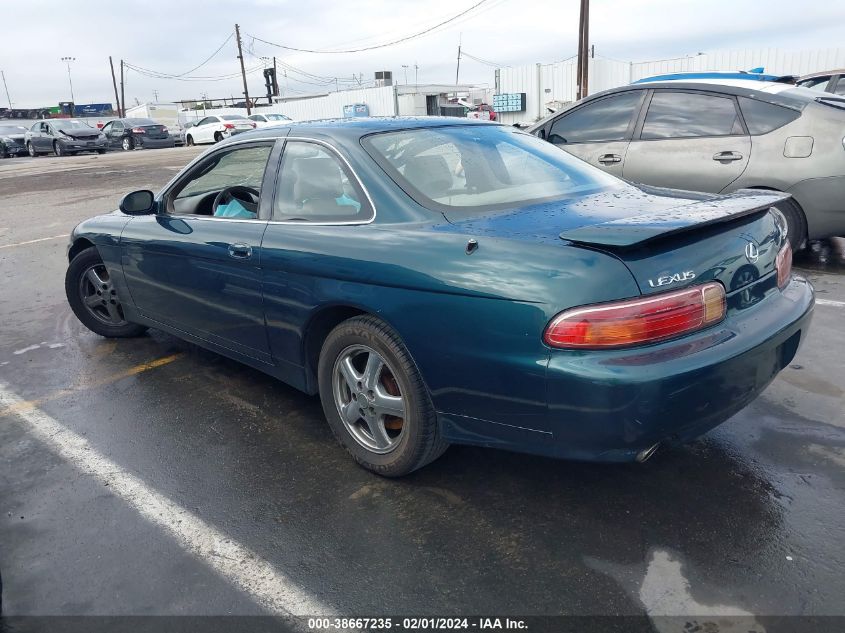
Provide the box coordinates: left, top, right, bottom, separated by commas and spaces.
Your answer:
529, 80, 845, 249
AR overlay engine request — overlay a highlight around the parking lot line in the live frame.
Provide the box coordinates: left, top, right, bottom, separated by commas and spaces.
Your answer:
816, 298, 845, 308
0, 234, 69, 249
1, 353, 185, 415
0, 383, 333, 617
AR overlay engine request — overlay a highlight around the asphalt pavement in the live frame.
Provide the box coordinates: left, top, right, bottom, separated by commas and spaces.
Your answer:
0, 149, 843, 630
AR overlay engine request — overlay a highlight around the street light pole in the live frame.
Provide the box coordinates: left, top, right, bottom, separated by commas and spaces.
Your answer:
61, 56, 76, 104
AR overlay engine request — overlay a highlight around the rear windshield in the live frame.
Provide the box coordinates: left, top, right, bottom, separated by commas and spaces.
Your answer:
363, 124, 621, 214
221, 115, 248, 121
124, 118, 157, 126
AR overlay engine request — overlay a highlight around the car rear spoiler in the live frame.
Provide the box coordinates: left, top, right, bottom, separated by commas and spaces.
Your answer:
559, 190, 790, 248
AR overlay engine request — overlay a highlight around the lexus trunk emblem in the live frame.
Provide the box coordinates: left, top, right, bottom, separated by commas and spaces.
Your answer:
745, 242, 760, 264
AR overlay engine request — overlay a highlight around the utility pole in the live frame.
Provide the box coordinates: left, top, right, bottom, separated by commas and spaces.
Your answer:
234, 24, 251, 114
109, 57, 121, 116
120, 59, 126, 117
153, 89, 159, 102
60, 56, 76, 110
273, 56, 279, 97
1, 70, 11, 109
402, 65, 409, 85
455, 34, 462, 86
576, 0, 590, 100
415, 62, 419, 86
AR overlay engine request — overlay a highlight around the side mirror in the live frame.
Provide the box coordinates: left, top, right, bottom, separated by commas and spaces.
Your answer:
119, 190, 156, 215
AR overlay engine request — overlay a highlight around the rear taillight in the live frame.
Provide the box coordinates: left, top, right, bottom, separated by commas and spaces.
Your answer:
131, 127, 145, 134
776, 242, 792, 289
544, 282, 726, 349
249, 122, 256, 128
223, 123, 236, 129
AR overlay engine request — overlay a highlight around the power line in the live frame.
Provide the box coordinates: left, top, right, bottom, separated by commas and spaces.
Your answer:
246, 0, 492, 54
178, 32, 235, 77
461, 50, 509, 67
124, 62, 264, 82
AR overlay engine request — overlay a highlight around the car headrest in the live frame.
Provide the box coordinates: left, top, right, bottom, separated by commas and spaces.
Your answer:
402, 155, 453, 199
293, 157, 344, 202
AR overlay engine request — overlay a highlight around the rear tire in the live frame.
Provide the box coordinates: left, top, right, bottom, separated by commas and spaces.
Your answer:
214, 132, 222, 142
65, 247, 148, 338
121, 137, 134, 151
318, 315, 448, 477
775, 198, 808, 252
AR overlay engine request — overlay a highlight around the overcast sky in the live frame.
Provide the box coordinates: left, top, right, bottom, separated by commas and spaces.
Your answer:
2, 0, 843, 108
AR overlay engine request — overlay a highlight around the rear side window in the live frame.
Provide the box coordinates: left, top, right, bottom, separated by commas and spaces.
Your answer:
738, 97, 801, 135
548, 91, 643, 144
274, 141, 371, 222
641, 92, 744, 139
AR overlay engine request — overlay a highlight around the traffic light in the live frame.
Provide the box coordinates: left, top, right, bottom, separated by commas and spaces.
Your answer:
263, 68, 278, 98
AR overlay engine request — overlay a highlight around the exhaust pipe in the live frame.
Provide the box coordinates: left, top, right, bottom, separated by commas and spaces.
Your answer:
636, 442, 661, 463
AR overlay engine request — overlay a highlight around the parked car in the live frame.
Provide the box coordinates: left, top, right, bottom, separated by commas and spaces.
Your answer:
184, 115, 255, 145
528, 79, 845, 250
100, 118, 176, 151
0, 124, 28, 157
797, 69, 845, 96
167, 125, 185, 147
25, 119, 108, 157
64, 118, 813, 476
248, 113, 293, 127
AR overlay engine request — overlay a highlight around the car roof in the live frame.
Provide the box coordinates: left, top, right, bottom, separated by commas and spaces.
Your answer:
232, 116, 499, 142
799, 69, 845, 80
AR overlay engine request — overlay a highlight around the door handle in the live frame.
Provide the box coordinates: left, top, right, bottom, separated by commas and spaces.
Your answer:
227, 243, 252, 259
598, 153, 622, 164
713, 151, 743, 162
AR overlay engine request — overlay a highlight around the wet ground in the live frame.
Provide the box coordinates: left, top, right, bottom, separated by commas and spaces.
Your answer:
0, 150, 843, 629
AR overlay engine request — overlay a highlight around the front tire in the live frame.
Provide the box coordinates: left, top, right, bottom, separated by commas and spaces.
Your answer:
54, 141, 66, 157
27, 142, 38, 157
186, 135, 194, 146
318, 316, 448, 476
65, 247, 148, 338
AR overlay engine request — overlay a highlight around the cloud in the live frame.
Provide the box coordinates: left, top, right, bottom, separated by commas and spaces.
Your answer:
1, 0, 842, 108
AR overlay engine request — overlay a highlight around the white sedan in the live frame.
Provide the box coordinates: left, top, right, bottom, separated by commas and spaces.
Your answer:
248, 113, 294, 127
184, 115, 256, 145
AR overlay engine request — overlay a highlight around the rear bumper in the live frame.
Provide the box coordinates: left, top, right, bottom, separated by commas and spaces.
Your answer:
137, 137, 176, 149
787, 175, 845, 239
543, 276, 814, 462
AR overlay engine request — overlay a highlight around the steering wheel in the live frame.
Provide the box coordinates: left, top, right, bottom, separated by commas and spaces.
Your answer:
212, 185, 260, 215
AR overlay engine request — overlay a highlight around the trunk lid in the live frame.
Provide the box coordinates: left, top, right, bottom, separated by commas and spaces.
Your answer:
443, 185, 788, 299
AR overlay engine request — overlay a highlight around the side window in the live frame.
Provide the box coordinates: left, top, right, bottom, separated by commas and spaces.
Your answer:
248, 115, 261, 121
548, 91, 643, 144
30, 122, 40, 132
112, 122, 124, 132
274, 142, 371, 222
797, 76, 831, 92
41, 122, 50, 133
168, 144, 274, 217
101, 122, 112, 133
833, 78, 845, 96
737, 97, 801, 135
196, 117, 212, 126
641, 92, 744, 139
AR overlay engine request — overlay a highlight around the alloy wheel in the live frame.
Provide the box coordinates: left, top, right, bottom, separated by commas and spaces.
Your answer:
122, 137, 132, 151
332, 344, 406, 454
27, 143, 36, 157
78, 264, 128, 326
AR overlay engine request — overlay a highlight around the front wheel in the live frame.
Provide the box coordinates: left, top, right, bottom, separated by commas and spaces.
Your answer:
318, 316, 448, 476
186, 135, 194, 146
54, 141, 66, 157
27, 142, 38, 157
65, 247, 148, 338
